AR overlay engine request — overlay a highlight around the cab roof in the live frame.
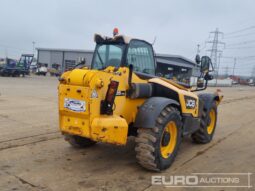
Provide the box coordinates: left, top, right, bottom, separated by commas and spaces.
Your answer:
94, 33, 137, 44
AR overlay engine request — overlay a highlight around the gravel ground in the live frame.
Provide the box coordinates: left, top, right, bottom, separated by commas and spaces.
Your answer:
0, 76, 254, 191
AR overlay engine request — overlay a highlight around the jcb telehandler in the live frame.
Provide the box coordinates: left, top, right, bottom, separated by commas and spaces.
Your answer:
58, 30, 223, 171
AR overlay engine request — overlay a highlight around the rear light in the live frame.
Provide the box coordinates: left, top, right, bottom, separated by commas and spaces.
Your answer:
101, 80, 119, 115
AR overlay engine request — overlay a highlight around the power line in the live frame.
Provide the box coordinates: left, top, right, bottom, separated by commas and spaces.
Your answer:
228, 67, 255, 70
221, 61, 235, 64
221, 62, 255, 67
237, 56, 255, 59
221, 56, 234, 59
238, 60, 255, 63
237, 59, 255, 63
226, 40, 255, 47
225, 25, 255, 36
224, 32, 255, 39
238, 62, 255, 67
225, 46, 255, 50
222, 55, 255, 60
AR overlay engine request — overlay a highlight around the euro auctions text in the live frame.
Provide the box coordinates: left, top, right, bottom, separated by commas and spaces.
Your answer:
152, 173, 252, 188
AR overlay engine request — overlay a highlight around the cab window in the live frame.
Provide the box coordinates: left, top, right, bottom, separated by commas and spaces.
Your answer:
92, 44, 125, 70
126, 40, 155, 75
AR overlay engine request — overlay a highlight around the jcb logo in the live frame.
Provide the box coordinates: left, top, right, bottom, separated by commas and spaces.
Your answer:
185, 96, 196, 109
186, 99, 196, 108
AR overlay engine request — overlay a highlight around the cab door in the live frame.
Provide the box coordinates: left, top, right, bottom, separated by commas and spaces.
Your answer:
126, 40, 156, 76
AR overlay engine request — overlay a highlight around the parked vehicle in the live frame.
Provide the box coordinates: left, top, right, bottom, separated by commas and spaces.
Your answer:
49, 63, 61, 77
0, 54, 33, 77
36, 65, 48, 76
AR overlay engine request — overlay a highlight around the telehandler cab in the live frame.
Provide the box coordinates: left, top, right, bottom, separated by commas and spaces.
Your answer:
58, 30, 223, 171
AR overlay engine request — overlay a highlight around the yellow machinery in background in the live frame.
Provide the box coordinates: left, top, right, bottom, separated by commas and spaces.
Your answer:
58, 29, 223, 171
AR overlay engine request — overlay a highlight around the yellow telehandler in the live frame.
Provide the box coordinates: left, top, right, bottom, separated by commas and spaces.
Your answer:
58, 30, 223, 171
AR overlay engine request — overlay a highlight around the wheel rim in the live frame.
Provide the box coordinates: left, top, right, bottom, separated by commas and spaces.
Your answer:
207, 109, 216, 135
160, 121, 177, 159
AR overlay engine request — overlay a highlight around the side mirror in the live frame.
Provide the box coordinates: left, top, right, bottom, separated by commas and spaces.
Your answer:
200, 56, 211, 73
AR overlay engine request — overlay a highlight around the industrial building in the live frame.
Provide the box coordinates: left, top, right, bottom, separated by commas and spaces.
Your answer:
155, 53, 199, 85
36, 48, 94, 72
36, 48, 199, 84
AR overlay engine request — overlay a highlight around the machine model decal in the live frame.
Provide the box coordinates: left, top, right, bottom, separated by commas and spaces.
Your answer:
64, 98, 86, 112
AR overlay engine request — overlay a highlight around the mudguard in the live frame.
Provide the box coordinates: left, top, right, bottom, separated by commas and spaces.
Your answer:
134, 97, 179, 128
198, 93, 221, 113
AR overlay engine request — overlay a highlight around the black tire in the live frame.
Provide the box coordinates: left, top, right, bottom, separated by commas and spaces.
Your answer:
64, 134, 96, 148
192, 102, 217, 144
135, 106, 182, 171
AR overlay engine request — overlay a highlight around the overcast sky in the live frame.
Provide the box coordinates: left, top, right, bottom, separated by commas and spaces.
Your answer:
0, 0, 255, 76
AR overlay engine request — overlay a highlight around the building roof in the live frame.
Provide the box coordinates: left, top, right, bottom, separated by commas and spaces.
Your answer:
155, 53, 197, 66
156, 58, 194, 68
36, 48, 94, 53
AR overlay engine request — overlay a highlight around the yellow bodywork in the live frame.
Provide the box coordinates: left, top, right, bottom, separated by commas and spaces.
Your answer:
58, 66, 198, 145
149, 78, 199, 117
